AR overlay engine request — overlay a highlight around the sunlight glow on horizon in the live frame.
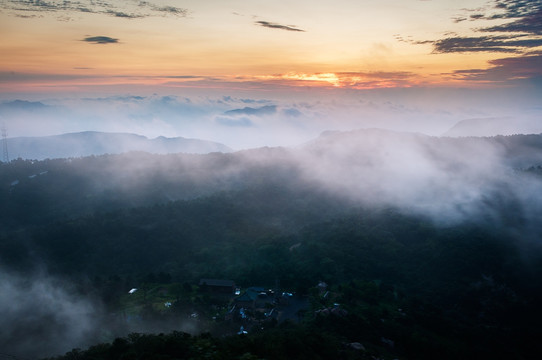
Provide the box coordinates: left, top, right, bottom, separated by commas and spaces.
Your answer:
0, 0, 540, 107
3, 0, 539, 93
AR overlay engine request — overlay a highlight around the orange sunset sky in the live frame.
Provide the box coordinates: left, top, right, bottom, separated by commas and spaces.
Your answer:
0, 0, 541, 148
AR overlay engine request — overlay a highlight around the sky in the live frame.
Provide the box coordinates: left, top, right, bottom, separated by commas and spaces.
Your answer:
1, 0, 541, 149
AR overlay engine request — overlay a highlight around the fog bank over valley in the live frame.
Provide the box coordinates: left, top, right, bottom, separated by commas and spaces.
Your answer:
3, 128, 542, 230
2, 128, 542, 358
2, 87, 542, 149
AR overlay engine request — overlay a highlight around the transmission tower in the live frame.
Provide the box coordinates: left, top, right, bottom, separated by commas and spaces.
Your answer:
1, 124, 9, 163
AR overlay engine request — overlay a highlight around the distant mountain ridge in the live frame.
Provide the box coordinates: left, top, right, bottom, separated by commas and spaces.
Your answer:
5, 131, 233, 160
443, 117, 542, 137
309, 127, 542, 169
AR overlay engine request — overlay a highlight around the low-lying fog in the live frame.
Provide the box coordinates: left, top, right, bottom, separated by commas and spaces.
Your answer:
2, 87, 541, 149
2, 126, 542, 358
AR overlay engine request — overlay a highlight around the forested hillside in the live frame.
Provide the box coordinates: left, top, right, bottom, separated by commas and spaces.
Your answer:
2, 130, 542, 359
3, 129, 542, 230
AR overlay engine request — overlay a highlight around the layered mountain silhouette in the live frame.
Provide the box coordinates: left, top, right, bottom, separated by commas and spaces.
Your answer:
5, 131, 232, 160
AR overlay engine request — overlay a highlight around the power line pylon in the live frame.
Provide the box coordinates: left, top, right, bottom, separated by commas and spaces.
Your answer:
1, 124, 9, 163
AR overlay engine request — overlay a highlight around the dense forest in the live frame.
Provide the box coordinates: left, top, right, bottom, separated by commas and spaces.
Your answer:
2, 130, 542, 359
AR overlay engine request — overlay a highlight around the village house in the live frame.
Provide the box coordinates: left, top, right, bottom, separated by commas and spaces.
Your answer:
199, 279, 236, 294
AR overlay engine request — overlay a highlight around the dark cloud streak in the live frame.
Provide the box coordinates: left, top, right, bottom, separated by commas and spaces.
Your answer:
256, 21, 305, 32
415, 0, 542, 85
452, 16, 468, 23
104, 10, 143, 19
431, 35, 542, 53
449, 51, 542, 82
489, 0, 542, 19
483, 9, 542, 35
424, 1, 542, 54
81, 36, 118, 44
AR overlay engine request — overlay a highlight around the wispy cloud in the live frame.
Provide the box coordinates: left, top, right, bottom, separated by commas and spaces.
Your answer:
255, 21, 305, 32
337, 71, 413, 79
81, 36, 119, 44
146, 4, 187, 17
163, 75, 205, 79
0, 71, 98, 86
103, 10, 143, 19
1, 0, 188, 20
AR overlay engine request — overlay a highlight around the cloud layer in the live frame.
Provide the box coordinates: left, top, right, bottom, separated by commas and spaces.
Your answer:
2, 87, 542, 150
412, 0, 542, 85
431, 35, 542, 53
425, 0, 542, 54
1, 0, 188, 20
449, 51, 542, 82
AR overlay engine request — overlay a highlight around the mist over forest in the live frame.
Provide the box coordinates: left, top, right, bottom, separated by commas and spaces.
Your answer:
2, 129, 542, 359
3, 129, 542, 229
4, 0, 542, 357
